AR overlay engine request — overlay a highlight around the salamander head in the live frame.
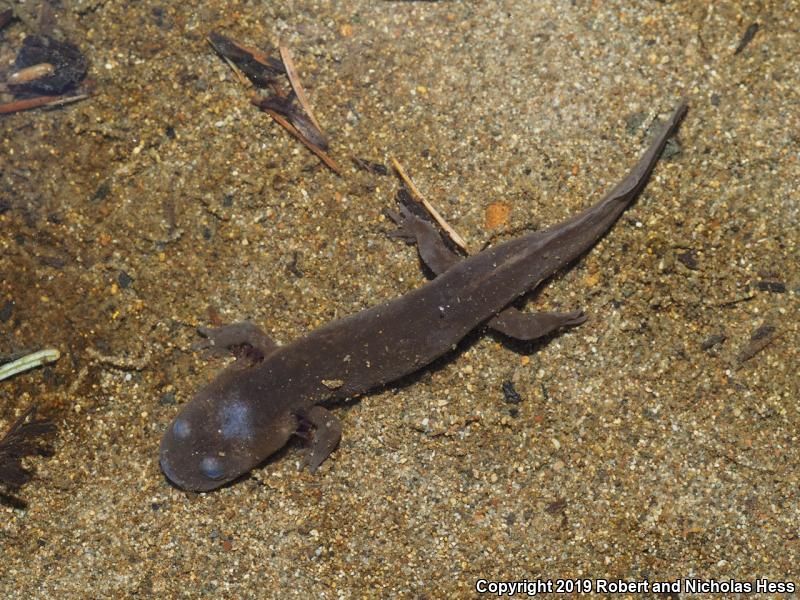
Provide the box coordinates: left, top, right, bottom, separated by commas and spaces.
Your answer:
159, 378, 296, 492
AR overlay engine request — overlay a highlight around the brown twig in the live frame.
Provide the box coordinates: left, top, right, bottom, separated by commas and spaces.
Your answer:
390, 157, 468, 250
279, 42, 324, 137
0, 92, 88, 114
0, 96, 61, 115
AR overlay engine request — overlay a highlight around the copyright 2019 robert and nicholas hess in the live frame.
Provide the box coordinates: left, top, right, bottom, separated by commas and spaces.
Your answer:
475, 577, 795, 596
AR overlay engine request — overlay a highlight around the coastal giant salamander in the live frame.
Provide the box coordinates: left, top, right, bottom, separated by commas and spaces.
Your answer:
160, 100, 688, 491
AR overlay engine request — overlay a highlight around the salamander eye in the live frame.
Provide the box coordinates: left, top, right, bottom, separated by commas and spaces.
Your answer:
200, 456, 225, 480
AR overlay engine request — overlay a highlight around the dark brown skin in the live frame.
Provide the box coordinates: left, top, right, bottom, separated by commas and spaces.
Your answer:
160, 100, 688, 492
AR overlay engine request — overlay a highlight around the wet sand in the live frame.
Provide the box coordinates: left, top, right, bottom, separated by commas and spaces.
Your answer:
1, 1, 798, 597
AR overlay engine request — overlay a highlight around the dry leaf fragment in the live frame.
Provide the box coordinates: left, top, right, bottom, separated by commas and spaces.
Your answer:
209, 31, 340, 173
11, 35, 87, 95
736, 323, 777, 366
207, 32, 285, 88
255, 93, 329, 150
0, 406, 56, 489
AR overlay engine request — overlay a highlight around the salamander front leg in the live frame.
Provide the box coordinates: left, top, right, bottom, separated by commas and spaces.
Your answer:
298, 406, 342, 472
193, 321, 278, 362
489, 307, 587, 341
386, 204, 461, 275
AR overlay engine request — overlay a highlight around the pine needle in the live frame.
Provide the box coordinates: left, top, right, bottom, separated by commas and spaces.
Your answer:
390, 157, 468, 251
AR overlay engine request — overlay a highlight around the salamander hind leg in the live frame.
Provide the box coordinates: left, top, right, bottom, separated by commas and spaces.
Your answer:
489, 307, 587, 341
193, 321, 278, 362
297, 406, 342, 472
386, 203, 462, 276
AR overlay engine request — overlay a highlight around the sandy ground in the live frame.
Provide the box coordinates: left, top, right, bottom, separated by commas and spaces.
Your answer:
1, 0, 798, 597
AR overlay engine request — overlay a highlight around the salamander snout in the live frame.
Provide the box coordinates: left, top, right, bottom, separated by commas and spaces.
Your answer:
159, 395, 257, 491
